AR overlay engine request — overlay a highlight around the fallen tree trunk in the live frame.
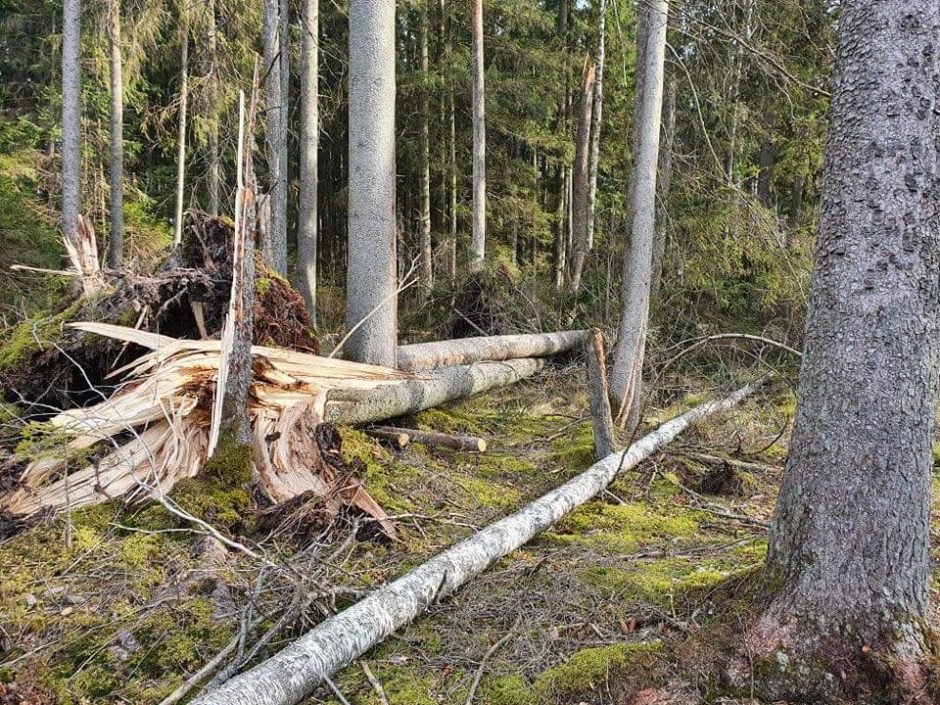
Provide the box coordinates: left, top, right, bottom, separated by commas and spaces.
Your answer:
191, 376, 768, 705
373, 426, 487, 452
396, 330, 586, 371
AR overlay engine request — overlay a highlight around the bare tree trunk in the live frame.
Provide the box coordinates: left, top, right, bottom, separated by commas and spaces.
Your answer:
173, 23, 189, 247
585, 0, 606, 253
584, 329, 615, 460
61, 0, 82, 246
106, 0, 123, 269
608, 0, 669, 430
296, 0, 318, 322
786, 174, 803, 244
650, 74, 676, 307
418, 0, 433, 302
756, 136, 775, 208
262, 0, 288, 275
554, 166, 567, 289
397, 330, 587, 371
345, 0, 397, 367
568, 61, 596, 294
446, 4, 457, 280
469, 0, 486, 270
207, 0, 220, 217
758, 4, 940, 698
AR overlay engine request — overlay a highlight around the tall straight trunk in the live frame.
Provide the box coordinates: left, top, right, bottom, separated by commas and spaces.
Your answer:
444, 0, 457, 280
786, 174, 803, 245
756, 135, 775, 208
296, 0, 318, 322
106, 0, 123, 269
173, 23, 189, 246
469, 0, 486, 270
568, 61, 596, 294
61, 0, 82, 246
345, 0, 397, 367
760, 2, 940, 697
207, 0, 220, 217
262, 0, 288, 275
585, 0, 606, 252
418, 0, 432, 302
554, 166, 567, 288
649, 74, 676, 306
608, 0, 668, 430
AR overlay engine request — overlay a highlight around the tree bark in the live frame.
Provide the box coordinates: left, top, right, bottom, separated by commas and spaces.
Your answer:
345, 0, 397, 367
470, 0, 486, 270
585, 0, 606, 253
786, 174, 803, 244
584, 329, 615, 460
418, 0, 433, 303
106, 0, 123, 269
172, 23, 189, 247
761, 2, 940, 697
190, 378, 764, 705
567, 62, 596, 294
372, 427, 487, 453
262, 0, 289, 275
756, 136, 775, 208
296, 0, 318, 322
650, 74, 676, 307
206, 0, 220, 217
397, 330, 587, 371
554, 166, 567, 289
608, 0, 669, 430
61, 0, 82, 247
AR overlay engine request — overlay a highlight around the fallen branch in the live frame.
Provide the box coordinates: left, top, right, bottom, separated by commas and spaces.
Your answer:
363, 428, 411, 449
372, 426, 487, 452
396, 330, 587, 371
191, 376, 768, 705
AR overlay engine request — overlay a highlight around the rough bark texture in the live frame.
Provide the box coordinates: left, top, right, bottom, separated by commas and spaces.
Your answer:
584, 0, 606, 253
760, 1, 940, 698
418, 0, 433, 303
173, 25, 189, 246
345, 0, 398, 367
190, 378, 764, 705
106, 0, 123, 269
262, 0, 289, 276
296, 0, 318, 322
470, 0, 486, 270
568, 62, 596, 294
609, 0, 668, 429
584, 329, 615, 460
396, 330, 586, 371
60, 0, 82, 246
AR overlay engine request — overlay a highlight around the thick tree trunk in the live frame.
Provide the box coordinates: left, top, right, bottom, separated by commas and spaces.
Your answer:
608, 0, 669, 430
585, 0, 606, 254
61, 0, 82, 246
345, 0, 397, 367
470, 0, 486, 270
262, 0, 289, 275
106, 0, 123, 269
397, 330, 587, 371
568, 62, 596, 294
418, 0, 433, 303
760, 2, 940, 698
584, 329, 615, 460
296, 0, 318, 322
650, 74, 676, 307
173, 25, 189, 246
190, 378, 764, 705
206, 0, 220, 217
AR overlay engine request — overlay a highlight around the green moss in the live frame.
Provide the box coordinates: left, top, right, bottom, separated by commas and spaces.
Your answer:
256, 276, 273, 295
532, 641, 664, 700
170, 477, 251, 531
551, 422, 596, 470
580, 559, 737, 607
0, 299, 85, 371
203, 429, 253, 485
483, 674, 537, 705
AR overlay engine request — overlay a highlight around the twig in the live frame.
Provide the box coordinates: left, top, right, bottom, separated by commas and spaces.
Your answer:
465, 616, 522, 705
360, 661, 389, 705
324, 676, 352, 705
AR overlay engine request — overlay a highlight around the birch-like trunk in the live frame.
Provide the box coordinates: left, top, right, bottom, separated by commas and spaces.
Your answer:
469, 0, 486, 271
418, 0, 433, 302
106, 0, 123, 269
568, 62, 595, 294
172, 24, 189, 247
190, 378, 764, 705
397, 330, 586, 371
262, 0, 289, 275
608, 0, 668, 430
585, 0, 606, 253
761, 1, 940, 692
61, 0, 82, 246
345, 0, 397, 367
296, 0, 318, 322
650, 74, 676, 307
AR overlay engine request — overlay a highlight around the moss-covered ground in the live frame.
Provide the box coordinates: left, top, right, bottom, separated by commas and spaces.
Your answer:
5, 364, 934, 703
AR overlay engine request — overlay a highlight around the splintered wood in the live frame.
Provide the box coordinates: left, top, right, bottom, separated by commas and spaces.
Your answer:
1, 322, 408, 530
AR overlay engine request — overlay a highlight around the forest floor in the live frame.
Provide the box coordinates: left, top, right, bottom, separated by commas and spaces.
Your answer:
3, 359, 907, 705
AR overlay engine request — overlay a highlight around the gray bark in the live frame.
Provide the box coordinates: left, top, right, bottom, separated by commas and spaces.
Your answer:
650, 74, 676, 307
296, 0, 318, 322
207, 0, 220, 217
585, 329, 615, 460
173, 24, 189, 246
568, 62, 596, 294
786, 174, 803, 241
61, 0, 82, 246
585, 0, 606, 253
345, 0, 398, 367
397, 330, 587, 371
190, 377, 764, 705
554, 166, 567, 288
609, 0, 669, 428
106, 0, 123, 269
372, 427, 487, 453
766, 0, 940, 639
418, 0, 433, 302
262, 0, 289, 275
470, 0, 486, 270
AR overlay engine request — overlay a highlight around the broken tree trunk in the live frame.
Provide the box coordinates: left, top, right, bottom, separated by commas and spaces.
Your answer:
584, 329, 615, 460
397, 330, 586, 372
191, 376, 767, 705
373, 426, 487, 452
